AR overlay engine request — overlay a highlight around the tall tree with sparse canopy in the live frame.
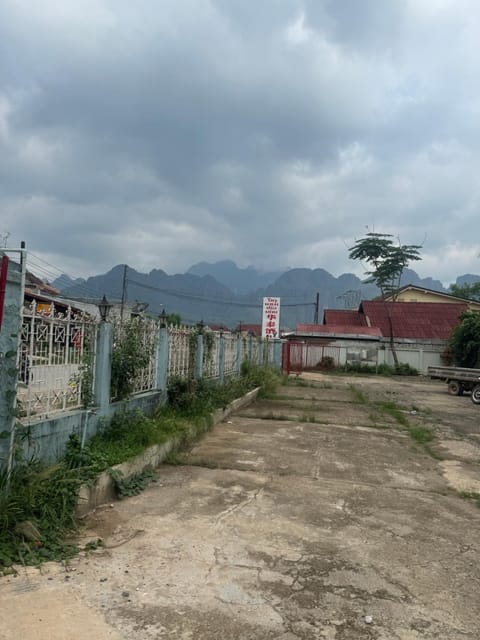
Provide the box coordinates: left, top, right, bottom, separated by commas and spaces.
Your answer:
349, 232, 422, 367
449, 282, 480, 302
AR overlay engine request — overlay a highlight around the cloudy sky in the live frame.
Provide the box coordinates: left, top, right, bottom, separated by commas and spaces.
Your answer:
1, 0, 480, 285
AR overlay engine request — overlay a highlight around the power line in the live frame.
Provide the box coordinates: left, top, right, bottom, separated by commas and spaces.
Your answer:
126, 278, 315, 308
26, 253, 316, 311
27, 253, 121, 300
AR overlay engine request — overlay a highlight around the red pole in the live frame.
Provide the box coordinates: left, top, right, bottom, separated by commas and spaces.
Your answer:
0, 255, 9, 330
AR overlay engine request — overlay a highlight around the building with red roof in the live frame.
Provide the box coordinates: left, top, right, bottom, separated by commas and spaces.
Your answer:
283, 295, 470, 374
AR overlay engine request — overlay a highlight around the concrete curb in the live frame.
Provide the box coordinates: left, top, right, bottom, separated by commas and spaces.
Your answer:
76, 387, 260, 517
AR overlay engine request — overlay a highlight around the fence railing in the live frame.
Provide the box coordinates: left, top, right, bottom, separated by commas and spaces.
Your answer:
111, 317, 160, 399
224, 333, 239, 377
18, 300, 97, 423
16, 310, 282, 425
167, 325, 192, 380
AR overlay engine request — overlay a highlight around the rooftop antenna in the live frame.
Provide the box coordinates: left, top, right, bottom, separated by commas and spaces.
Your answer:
336, 289, 361, 310
0, 231, 10, 248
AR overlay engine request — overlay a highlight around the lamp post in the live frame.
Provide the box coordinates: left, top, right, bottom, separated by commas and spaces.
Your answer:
98, 294, 112, 322
159, 309, 168, 328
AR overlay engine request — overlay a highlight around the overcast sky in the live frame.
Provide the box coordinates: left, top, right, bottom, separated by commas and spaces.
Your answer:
1, 0, 480, 285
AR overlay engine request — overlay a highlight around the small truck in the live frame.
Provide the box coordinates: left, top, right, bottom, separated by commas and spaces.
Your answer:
428, 366, 480, 405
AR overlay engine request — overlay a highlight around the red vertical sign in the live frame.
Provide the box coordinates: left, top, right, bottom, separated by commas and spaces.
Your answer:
0, 255, 9, 330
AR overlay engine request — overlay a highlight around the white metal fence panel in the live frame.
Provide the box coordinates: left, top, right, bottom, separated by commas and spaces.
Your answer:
224, 333, 238, 377
18, 300, 97, 423
167, 325, 193, 379
111, 317, 159, 397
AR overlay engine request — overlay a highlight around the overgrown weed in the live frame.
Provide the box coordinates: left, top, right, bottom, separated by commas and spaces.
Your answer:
0, 365, 281, 569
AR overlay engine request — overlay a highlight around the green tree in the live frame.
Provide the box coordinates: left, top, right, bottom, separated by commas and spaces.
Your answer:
167, 313, 182, 327
349, 232, 422, 367
449, 311, 480, 368
449, 282, 480, 302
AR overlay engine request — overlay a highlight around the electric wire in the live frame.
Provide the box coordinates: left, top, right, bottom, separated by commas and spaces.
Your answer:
126, 278, 315, 308
26, 253, 317, 316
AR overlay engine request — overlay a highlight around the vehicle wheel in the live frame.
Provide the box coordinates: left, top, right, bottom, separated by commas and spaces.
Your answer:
448, 380, 463, 396
472, 385, 480, 405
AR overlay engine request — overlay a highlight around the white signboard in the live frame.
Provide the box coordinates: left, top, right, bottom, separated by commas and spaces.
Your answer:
262, 297, 280, 339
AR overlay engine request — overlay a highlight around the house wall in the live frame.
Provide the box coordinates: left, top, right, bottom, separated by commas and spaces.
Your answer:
396, 288, 480, 312
377, 341, 445, 372
288, 336, 446, 374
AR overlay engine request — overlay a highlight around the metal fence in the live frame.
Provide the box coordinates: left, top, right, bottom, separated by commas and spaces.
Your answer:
167, 325, 193, 379
111, 317, 160, 398
18, 300, 97, 423
224, 332, 239, 376
282, 341, 341, 374
16, 311, 279, 424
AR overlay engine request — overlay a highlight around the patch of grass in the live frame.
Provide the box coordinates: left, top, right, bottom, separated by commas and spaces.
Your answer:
261, 412, 292, 421
459, 491, 480, 508
349, 388, 440, 457
300, 413, 320, 423
84, 538, 105, 552
318, 381, 333, 389
0, 436, 96, 570
163, 451, 188, 465
407, 425, 434, 444
375, 401, 410, 427
286, 377, 317, 388
109, 467, 158, 499
343, 362, 419, 376
349, 384, 368, 404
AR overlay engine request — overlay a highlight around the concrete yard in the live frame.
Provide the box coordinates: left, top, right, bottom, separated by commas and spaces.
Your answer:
1, 373, 480, 639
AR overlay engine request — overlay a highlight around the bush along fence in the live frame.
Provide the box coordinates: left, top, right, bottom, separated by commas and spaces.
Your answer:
0, 288, 282, 469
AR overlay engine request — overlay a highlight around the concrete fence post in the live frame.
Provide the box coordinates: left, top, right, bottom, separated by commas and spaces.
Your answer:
219, 333, 225, 384
257, 338, 263, 366
195, 332, 204, 380
156, 325, 169, 393
236, 334, 242, 376
0, 253, 24, 473
248, 334, 253, 364
274, 339, 283, 370
94, 322, 113, 409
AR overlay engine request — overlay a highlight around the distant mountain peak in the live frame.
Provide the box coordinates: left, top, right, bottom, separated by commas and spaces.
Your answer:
187, 260, 283, 294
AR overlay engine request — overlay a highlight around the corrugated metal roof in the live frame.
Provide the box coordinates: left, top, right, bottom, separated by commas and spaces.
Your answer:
323, 309, 366, 325
297, 324, 382, 337
235, 323, 262, 336
360, 301, 467, 339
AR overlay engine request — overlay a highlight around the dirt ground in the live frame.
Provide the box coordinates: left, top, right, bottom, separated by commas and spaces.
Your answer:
1, 373, 480, 639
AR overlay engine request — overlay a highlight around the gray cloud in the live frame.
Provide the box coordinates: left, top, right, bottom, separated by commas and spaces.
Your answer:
1, 0, 479, 285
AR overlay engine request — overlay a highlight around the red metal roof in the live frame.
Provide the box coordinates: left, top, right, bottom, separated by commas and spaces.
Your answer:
360, 301, 467, 340
323, 309, 366, 326
297, 323, 382, 337
235, 323, 262, 336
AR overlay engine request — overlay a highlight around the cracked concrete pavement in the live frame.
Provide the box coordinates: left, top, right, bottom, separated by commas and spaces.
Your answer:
1, 373, 479, 639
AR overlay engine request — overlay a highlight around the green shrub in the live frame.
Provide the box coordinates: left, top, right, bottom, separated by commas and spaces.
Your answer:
344, 362, 418, 376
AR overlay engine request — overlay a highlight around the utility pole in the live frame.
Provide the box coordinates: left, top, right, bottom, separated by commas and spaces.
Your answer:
120, 264, 128, 324
313, 292, 319, 324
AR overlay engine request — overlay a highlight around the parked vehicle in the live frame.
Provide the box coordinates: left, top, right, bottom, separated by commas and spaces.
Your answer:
428, 366, 480, 405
